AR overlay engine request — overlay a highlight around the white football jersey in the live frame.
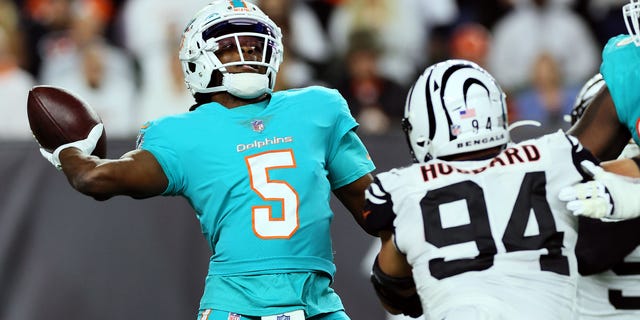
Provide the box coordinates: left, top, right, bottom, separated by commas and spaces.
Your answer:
364, 131, 596, 320
577, 142, 640, 319
578, 246, 640, 319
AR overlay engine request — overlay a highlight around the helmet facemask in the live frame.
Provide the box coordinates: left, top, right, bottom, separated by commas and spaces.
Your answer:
624, 0, 640, 46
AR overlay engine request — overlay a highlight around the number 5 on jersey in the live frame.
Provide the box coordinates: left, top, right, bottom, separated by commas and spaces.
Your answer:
246, 149, 300, 239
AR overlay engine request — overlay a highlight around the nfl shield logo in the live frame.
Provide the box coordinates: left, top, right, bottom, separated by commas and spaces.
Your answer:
450, 124, 461, 136
228, 313, 241, 320
276, 315, 290, 320
251, 119, 265, 133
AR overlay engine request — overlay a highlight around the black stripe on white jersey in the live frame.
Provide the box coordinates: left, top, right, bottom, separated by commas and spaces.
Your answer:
362, 176, 396, 235
564, 133, 600, 182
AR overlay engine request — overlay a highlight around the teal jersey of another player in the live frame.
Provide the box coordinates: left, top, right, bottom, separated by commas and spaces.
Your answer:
600, 34, 640, 145
138, 86, 374, 277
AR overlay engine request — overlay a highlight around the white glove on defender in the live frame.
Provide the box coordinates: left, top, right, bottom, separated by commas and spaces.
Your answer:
559, 160, 640, 221
39, 123, 104, 170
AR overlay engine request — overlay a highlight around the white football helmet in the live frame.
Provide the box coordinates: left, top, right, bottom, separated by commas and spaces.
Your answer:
402, 59, 509, 162
624, 0, 640, 46
179, 0, 284, 99
567, 73, 605, 125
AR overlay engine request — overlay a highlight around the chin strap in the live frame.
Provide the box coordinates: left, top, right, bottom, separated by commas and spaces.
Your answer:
507, 120, 542, 132
222, 73, 270, 99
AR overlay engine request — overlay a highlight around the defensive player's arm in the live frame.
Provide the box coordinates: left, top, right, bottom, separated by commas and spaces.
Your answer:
58, 148, 168, 201
560, 159, 640, 220
333, 173, 374, 227
370, 230, 423, 317
600, 157, 640, 177
577, 216, 640, 275
377, 231, 413, 278
575, 147, 640, 274
567, 86, 630, 161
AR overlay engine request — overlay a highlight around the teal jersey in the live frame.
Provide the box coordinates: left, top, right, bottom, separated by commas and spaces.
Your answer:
600, 34, 640, 145
137, 86, 375, 314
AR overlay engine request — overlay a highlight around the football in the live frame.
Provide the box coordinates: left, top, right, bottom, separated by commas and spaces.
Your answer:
27, 85, 107, 158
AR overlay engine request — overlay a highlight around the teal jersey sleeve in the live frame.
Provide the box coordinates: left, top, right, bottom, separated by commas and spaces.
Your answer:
327, 129, 375, 189
600, 34, 640, 144
137, 118, 188, 195
321, 87, 375, 189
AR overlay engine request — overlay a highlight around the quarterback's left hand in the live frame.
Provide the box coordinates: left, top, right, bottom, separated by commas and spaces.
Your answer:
559, 160, 640, 221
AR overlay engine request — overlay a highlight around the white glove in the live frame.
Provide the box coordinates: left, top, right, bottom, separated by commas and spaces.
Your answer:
558, 160, 640, 221
40, 123, 104, 170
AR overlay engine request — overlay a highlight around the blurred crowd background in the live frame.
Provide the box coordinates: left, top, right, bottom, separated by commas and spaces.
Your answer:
0, 0, 627, 138
0, 1, 631, 318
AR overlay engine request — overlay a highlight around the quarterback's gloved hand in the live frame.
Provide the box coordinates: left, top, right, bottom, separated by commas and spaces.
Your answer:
558, 160, 640, 221
40, 123, 104, 170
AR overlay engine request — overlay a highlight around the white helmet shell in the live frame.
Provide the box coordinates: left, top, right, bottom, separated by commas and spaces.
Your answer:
178, 0, 284, 99
403, 59, 509, 162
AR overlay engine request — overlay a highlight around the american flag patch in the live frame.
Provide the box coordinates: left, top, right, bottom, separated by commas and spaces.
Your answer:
460, 108, 476, 119
251, 120, 265, 133
228, 313, 241, 320
277, 316, 291, 320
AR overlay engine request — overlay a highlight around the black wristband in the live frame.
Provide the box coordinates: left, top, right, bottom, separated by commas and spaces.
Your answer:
370, 256, 423, 318
371, 257, 416, 290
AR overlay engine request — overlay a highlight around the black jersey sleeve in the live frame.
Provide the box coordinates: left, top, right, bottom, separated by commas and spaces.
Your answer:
565, 134, 601, 181
576, 216, 640, 275
361, 176, 396, 236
